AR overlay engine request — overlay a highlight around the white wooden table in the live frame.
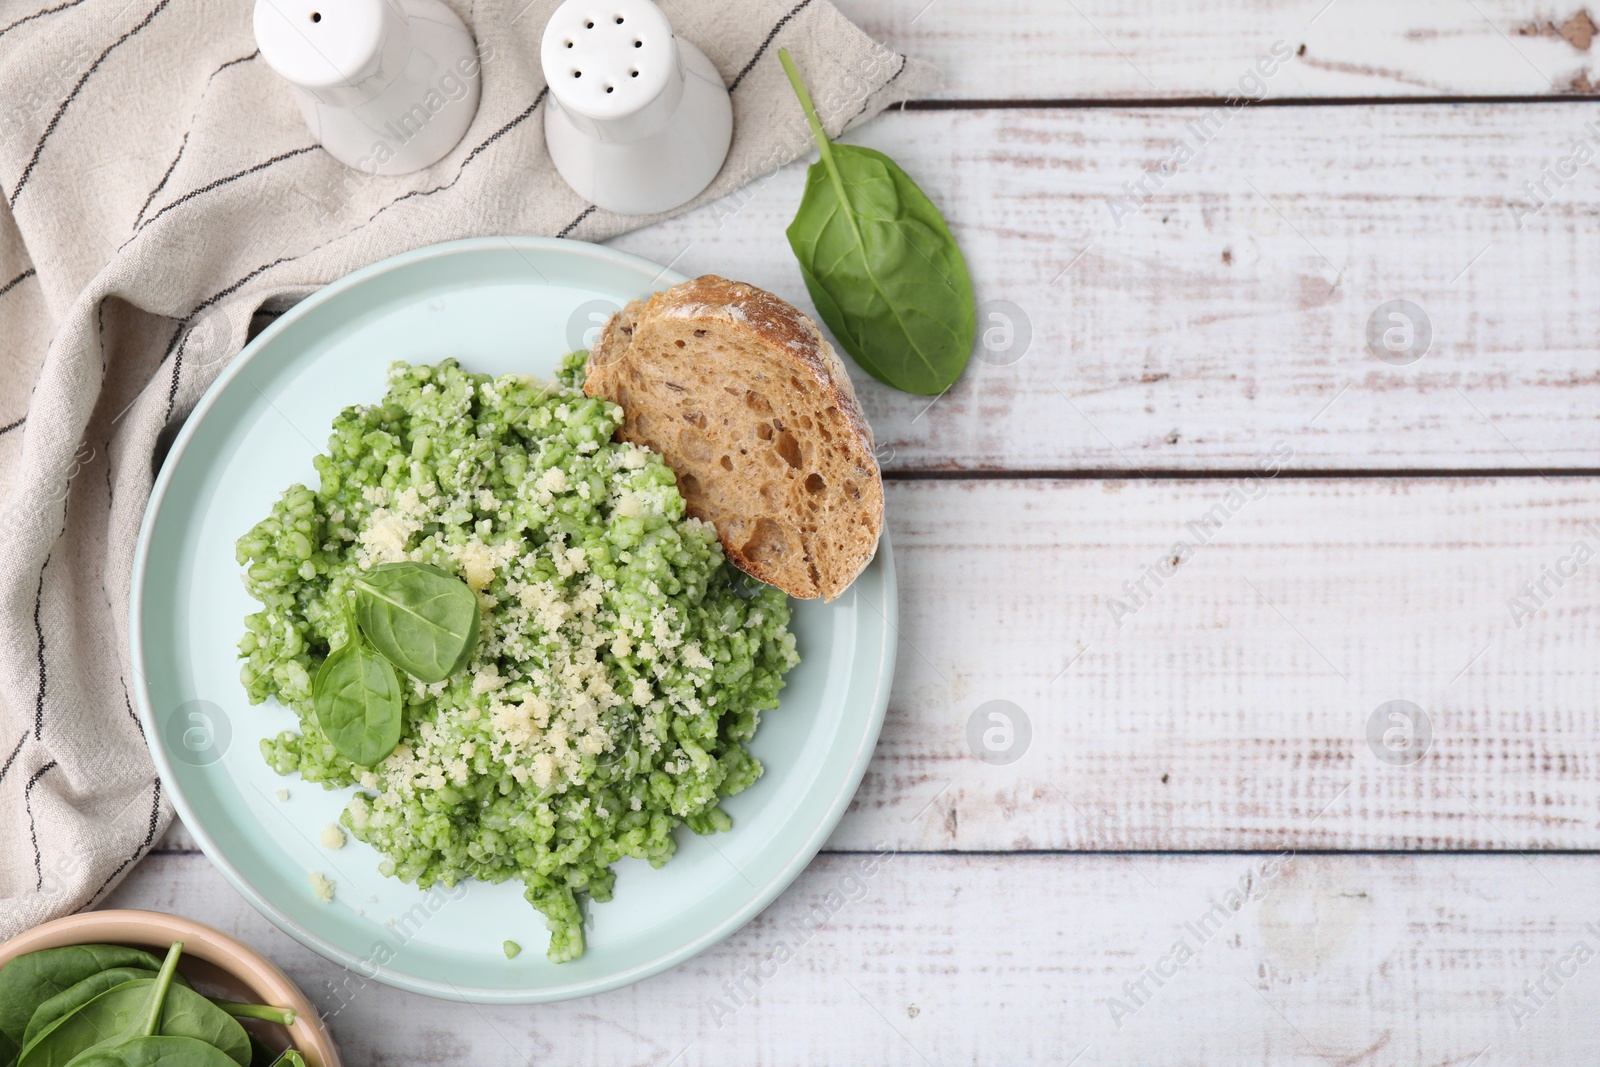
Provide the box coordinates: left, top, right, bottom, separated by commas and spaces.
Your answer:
107, 1, 1600, 1061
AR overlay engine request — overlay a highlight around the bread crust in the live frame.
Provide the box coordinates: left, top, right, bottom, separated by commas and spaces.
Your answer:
585, 275, 883, 600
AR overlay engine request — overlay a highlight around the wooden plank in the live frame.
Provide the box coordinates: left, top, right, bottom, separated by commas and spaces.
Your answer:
835, 0, 1600, 99
153, 478, 1600, 854
102, 851, 1600, 1065
606, 103, 1600, 472
830, 477, 1600, 850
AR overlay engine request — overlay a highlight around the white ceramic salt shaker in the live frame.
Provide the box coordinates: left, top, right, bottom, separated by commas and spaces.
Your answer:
541, 0, 733, 215
253, 0, 482, 175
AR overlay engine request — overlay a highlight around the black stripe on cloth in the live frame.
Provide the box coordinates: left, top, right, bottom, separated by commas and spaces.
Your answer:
25, 760, 58, 889
123, 691, 144, 738
354, 87, 551, 230
848, 53, 907, 124
134, 131, 190, 226
10, 0, 173, 206
32, 559, 48, 739
727, 0, 814, 92
557, 205, 594, 238
0, 733, 25, 785
0, 268, 36, 299
161, 255, 295, 420
214, 48, 258, 74
0, 416, 24, 436
133, 46, 263, 225
130, 46, 267, 227
105, 359, 145, 737
87, 777, 162, 905
160, 314, 194, 420
459, 86, 548, 168
0, 0, 89, 42
133, 144, 316, 239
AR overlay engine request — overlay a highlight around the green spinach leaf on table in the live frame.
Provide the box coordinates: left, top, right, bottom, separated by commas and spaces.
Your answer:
779, 47, 976, 397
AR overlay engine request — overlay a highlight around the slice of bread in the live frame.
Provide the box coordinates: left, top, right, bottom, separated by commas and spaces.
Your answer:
585, 275, 883, 601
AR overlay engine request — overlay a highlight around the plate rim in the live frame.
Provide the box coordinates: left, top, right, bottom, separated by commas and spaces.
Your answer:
129, 235, 897, 1003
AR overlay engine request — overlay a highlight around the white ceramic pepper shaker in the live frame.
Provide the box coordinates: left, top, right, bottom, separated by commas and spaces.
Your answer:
540, 0, 732, 215
254, 0, 482, 175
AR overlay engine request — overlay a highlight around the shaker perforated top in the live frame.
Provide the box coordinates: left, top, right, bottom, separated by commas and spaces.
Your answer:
540, 0, 678, 121
253, 0, 395, 90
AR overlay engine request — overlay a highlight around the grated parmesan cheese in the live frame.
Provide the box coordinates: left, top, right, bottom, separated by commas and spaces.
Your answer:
309, 871, 335, 903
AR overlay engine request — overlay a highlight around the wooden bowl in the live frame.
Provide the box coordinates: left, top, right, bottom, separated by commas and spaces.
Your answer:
0, 909, 340, 1066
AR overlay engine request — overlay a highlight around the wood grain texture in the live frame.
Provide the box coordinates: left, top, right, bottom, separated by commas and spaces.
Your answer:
113, 4, 1600, 1056
102, 851, 1600, 1065
606, 104, 1600, 472
833, 0, 1600, 99
833, 477, 1600, 850
153, 478, 1600, 854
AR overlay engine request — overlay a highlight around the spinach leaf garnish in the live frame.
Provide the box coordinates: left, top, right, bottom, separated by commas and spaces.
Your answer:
352, 562, 480, 684
779, 47, 976, 396
313, 606, 404, 767
311, 561, 478, 767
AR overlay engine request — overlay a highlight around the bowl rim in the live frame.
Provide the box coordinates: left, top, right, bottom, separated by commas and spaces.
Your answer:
0, 908, 340, 1067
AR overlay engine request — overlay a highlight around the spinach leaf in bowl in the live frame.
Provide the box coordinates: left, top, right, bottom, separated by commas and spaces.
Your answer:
18, 981, 249, 1067
21, 968, 170, 1048
68, 1036, 241, 1067
0, 945, 170, 1049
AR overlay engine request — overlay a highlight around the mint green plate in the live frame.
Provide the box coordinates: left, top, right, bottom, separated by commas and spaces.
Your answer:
130, 237, 896, 1003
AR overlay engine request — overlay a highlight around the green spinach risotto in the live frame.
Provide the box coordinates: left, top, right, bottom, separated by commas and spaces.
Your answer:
236, 357, 799, 961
